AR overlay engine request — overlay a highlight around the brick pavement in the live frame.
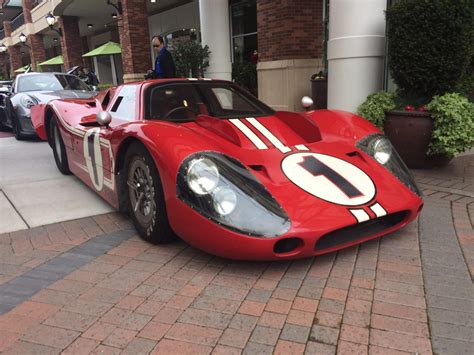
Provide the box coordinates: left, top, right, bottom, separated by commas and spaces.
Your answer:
0, 154, 472, 354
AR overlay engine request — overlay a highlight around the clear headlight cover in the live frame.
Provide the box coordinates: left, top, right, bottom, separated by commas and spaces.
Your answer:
20, 95, 38, 109
357, 134, 421, 196
177, 152, 291, 237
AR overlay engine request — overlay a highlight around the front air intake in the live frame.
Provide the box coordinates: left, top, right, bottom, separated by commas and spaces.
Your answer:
315, 211, 408, 251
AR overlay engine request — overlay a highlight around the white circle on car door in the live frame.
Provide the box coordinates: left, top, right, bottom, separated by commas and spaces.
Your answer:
83, 128, 104, 191
281, 152, 376, 206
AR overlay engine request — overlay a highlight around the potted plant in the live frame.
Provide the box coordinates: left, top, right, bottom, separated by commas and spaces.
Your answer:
171, 41, 210, 78
310, 71, 328, 109
358, 0, 473, 168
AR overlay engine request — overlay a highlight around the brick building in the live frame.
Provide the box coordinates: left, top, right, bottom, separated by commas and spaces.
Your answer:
0, 0, 388, 111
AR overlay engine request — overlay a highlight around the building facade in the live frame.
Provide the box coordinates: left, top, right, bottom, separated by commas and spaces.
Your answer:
0, 0, 388, 112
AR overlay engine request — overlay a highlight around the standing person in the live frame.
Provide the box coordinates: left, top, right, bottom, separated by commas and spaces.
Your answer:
84, 67, 99, 90
152, 35, 176, 78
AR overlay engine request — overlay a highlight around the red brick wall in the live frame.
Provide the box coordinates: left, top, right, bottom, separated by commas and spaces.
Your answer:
28, 34, 46, 71
22, 0, 33, 24
119, 0, 151, 75
8, 45, 23, 77
59, 16, 83, 69
257, 0, 324, 62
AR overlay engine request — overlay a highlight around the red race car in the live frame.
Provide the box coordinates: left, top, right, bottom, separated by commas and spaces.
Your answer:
31, 79, 423, 260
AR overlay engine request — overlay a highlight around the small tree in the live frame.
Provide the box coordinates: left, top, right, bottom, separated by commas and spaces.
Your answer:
171, 41, 210, 78
386, 0, 473, 102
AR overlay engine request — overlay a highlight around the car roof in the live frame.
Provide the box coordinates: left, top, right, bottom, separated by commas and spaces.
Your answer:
16, 72, 75, 78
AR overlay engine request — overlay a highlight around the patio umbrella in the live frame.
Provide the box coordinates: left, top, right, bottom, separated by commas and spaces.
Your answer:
82, 41, 121, 57
14, 64, 31, 73
37, 55, 64, 66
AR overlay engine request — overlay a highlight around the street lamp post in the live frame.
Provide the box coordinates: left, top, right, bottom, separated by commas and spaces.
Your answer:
45, 12, 63, 36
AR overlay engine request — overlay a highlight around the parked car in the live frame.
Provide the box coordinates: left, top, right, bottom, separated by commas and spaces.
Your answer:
0, 72, 94, 139
31, 79, 423, 260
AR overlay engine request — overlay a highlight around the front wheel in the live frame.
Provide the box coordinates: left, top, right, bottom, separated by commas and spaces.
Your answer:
11, 115, 25, 140
124, 143, 175, 244
50, 117, 71, 175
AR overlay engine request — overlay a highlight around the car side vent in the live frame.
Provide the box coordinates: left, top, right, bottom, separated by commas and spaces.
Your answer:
315, 211, 408, 251
86, 101, 96, 107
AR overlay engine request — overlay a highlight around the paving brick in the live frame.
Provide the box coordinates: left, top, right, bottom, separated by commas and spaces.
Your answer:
152, 307, 183, 324
305, 341, 336, 355
427, 294, 473, 313
368, 345, 411, 354
135, 299, 165, 316
8, 301, 59, 321
238, 300, 266, 316
371, 314, 429, 337
280, 323, 311, 343
427, 307, 473, 327
120, 312, 152, 331
192, 296, 241, 314
272, 287, 298, 301
102, 327, 137, 349
121, 337, 157, 355
82, 321, 117, 341
44, 310, 98, 332
202, 285, 248, 301
317, 298, 345, 315
242, 341, 273, 355
2, 340, 61, 355
340, 324, 369, 345
342, 310, 370, 328
337, 340, 368, 354
138, 321, 171, 341
257, 311, 286, 329
116, 295, 146, 311
372, 301, 427, 323
314, 310, 342, 328
0, 330, 20, 352
22, 324, 80, 349
430, 336, 473, 354
151, 338, 212, 355
179, 307, 232, 329
166, 323, 222, 346
265, 298, 292, 314
345, 298, 372, 314
212, 344, 241, 355
218, 328, 251, 348
249, 325, 280, 346
309, 325, 339, 346
292, 297, 319, 312
369, 329, 431, 353
430, 321, 473, 342
62, 337, 100, 355
286, 309, 314, 327
274, 339, 306, 354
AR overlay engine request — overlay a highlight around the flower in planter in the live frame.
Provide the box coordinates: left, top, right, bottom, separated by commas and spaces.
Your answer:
404, 105, 415, 111
311, 71, 326, 81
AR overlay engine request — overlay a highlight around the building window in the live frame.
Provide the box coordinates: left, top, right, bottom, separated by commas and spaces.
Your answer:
230, 0, 257, 63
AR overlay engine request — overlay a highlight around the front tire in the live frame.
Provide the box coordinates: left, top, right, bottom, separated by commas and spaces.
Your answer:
124, 143, 175, 244
11, 115, 25, 140
50, 117, 71, 175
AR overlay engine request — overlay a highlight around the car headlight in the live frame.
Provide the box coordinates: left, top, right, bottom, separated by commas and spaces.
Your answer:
177, 152, 291, 237
357, 134, 421, 196
20, 95, 38, 109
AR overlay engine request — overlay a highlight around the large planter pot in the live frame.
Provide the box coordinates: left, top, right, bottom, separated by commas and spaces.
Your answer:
311, 78, 328, 109
384, 110, 451, 169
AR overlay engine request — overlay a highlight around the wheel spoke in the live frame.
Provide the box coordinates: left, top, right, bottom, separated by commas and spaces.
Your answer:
133, 192, 145, 213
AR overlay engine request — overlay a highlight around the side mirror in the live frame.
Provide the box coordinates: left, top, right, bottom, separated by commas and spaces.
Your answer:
96, 111, 112, 127
301, 96, 314, 110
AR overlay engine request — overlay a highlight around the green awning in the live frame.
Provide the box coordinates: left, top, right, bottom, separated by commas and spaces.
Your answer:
38, 55, 64, 66
14, 64, 31, 73
82, 41, 121, 57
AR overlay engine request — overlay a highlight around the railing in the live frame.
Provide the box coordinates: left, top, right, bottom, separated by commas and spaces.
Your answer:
11, 13, 24, 32
0, 28, 4, 41
31, 0, 45, 9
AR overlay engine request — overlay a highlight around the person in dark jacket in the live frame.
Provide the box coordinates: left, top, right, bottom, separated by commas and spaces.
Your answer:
152, 35, 176, 78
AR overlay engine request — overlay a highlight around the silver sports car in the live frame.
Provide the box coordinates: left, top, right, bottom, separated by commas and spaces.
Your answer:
0, 72, 95, 139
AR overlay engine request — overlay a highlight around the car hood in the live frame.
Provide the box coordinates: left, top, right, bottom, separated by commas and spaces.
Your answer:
24, 90, 95, 102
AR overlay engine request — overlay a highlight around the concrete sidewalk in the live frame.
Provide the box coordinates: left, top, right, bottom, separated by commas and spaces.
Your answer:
0, 145, 472, 354
0, 137, 113, 234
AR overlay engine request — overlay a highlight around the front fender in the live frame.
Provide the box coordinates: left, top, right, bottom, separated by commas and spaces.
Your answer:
30, 103, 47, 140
305, 109, 381, 143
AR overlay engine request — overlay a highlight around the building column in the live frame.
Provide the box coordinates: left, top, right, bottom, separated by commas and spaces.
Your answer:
3, 21, 22, 77
256, 0, 324, 111
118, 0, 151, 83
199, 0, 232, 80
22, 0, 46, 71
327, 0, 387, 112
59, 16, 83, 69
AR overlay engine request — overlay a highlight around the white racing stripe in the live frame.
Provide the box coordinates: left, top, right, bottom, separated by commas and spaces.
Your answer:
295, 144, 309, 151
370, 203, 387, 217
246, 117, 291, 153
349, 208, 370, 223
229, 119, 268, 150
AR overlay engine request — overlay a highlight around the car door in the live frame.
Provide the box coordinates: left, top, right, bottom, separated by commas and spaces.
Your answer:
72, 85, 139, 203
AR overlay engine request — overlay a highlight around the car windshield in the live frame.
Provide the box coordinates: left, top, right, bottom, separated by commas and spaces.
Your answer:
17, 74, 91, 92
146, 82, 274, 121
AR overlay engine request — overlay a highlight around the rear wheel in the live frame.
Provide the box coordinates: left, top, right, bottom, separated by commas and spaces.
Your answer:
50, 117, 71, 175
124, 143, 175, 244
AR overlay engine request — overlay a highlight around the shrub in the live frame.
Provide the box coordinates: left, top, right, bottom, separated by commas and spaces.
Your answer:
171, 41, 210, 78
97, 83, 115, 91
356, 91, 396, 130
232, 61, 257, 96
386, 0, 473, 102
425, 93, 474, 158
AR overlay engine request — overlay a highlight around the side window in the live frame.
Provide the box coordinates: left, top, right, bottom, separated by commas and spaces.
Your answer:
148, 84, 201, 120
110, 85, 137, 121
